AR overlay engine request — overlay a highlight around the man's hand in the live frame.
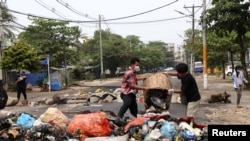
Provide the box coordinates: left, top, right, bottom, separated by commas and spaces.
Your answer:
163, 72, 168, 76
168, 89, 175, 95
144, 87, 149, 91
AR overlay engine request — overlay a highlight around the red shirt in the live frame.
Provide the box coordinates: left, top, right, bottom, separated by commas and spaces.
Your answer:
121, 66, 138, 94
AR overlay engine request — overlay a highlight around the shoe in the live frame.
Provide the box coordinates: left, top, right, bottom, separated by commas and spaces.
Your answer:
237, 105, 243, 108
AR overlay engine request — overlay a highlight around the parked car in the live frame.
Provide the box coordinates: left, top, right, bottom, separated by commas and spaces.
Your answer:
225, 65, 250, 76
163, 67, 174, 71
225, 65, 233, 76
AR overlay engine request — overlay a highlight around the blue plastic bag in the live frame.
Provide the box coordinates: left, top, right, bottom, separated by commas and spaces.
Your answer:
160, 121, 177, 140
16, 113, 36, 128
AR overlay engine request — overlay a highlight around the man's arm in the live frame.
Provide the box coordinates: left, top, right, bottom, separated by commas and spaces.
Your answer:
137, 77, 147, 81
163, 71, 178, 76
133, 84, 149, 91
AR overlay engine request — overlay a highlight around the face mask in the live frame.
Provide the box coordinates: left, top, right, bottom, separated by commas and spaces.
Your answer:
237, 70, 241, 73
135, 66, 140, 72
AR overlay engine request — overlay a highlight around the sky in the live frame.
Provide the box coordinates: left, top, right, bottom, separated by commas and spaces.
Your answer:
5, 0, 207, 45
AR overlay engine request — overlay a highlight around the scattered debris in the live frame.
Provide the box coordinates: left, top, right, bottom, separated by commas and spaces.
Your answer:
207, 91, 231, 103
0, 108, 208, 141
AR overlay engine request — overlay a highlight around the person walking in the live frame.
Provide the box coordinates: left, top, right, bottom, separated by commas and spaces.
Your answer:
232, 65, 248, 108
15, 73, 27, 101
164, 63, 201, 117
117, 57, 149, 119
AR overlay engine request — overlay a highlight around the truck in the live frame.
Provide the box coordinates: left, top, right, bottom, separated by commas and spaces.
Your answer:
194, 61, 203, 73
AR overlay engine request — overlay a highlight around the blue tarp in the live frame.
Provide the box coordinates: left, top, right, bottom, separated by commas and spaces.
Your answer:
40, 60, 47, 65
13, 73, 44, 87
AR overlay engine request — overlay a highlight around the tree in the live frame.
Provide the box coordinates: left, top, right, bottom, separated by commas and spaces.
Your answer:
1, 39, 42, 72
206, 30, 238, 77
83, 30, 130, 76
18, 18, 79, 68
206, 0, 250, 71
125, 35, 144, 51
134, 41, 168, 71
184, 29, 203, 62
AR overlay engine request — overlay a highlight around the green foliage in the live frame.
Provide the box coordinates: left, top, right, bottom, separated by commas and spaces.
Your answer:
1, 40, 42, 72
7, 83, 16, 92
18, 18, 79, 68
85, 72, 95, 81
207, 0, 250, 67
136, 45, 166, 70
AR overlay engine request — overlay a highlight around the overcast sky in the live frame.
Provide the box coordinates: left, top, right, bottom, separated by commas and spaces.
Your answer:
6, 0, 208, 45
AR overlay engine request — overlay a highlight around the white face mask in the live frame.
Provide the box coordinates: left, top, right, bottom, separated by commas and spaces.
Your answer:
135, 66, 140, 72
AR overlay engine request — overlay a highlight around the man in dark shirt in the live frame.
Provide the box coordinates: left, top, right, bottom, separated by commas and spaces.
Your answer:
164, 63, 201, 117
15, 73, 27, 101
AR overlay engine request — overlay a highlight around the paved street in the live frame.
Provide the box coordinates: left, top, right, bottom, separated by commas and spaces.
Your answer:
3, 73, 250, 125
4, 73, 187, 119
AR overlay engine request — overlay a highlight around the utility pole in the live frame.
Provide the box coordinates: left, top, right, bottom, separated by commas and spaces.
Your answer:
184, 5, 202, 74
99, 15, 104, 79
0, 1, 3, 81
62, 34, 68, 87
46, 54, 51, 92
202, 0, 208, 89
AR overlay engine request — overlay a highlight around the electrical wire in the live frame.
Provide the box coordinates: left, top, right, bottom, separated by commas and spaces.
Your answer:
35, 0, 67, 20
35, 0, 96, 28
56, 0, 97, 20
11, 20, 27, 29
107, 16, 188, 24
101, 0, 178, 22
7, 8, 189, 25
7, 0, 178, 23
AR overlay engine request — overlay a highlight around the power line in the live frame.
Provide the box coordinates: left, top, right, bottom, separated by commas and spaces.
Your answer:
102, 16, 111, 31
7, 8, 189, 25
56, 0, 97, 20
35, 0, 96, 28
35, 0, 67, 20
101, 0, 178, 22
106, 16, 189, 24
11, 20, 27, 28
6, 0, 178, 23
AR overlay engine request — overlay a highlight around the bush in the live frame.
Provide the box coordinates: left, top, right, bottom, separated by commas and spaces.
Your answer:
8, 83, 16, 92
85, 72, 95, 81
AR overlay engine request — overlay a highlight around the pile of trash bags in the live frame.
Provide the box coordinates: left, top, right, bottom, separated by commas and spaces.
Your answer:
0, 107, 208, 141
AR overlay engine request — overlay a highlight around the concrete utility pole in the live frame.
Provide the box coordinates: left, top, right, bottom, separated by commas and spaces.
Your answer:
0, 1, 3, 81
62, 34, 68, 87
202, 0, 208, 89
99, 15, 104, 79
46, 54, 51, 92
184, 5, 202, 74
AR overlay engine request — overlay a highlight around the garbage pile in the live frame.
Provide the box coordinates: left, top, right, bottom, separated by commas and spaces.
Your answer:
1, 72, 208, 140
0, 107, 208, 141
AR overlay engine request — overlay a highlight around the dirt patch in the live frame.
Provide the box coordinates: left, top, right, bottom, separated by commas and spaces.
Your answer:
195, 75, 250, 124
